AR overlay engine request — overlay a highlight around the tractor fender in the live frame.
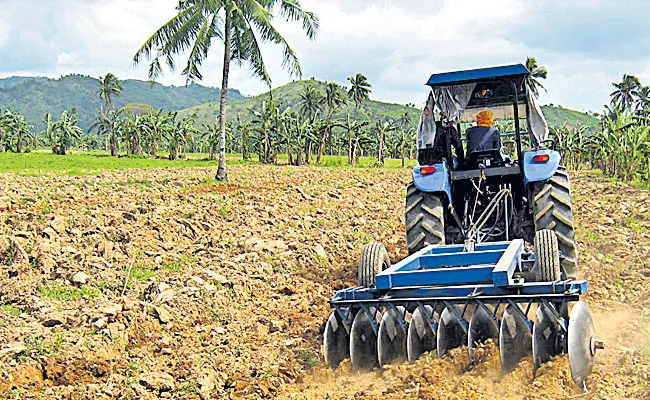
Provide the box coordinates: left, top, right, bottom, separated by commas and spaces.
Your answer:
412, 161, 452, 204
522, 149, 562, 186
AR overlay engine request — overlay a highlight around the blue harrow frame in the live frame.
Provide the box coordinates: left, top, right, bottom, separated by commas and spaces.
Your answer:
324, 240, 598, 387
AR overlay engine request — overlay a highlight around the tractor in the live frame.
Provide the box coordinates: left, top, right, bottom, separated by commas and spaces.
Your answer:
322, 65, 602, 388
406, 63, 578, 280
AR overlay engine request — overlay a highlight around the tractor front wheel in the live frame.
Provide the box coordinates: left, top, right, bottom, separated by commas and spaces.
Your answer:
405, 183, 445, 254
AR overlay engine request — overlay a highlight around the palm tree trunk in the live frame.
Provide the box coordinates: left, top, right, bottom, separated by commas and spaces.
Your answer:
348, 135, 353, 165
317, 127, 328, 164
378, 132, 385, 164
216, 14, 231, 181
110, 132, 118, 157
305, 140, 312, 164
242, 131, 249, 161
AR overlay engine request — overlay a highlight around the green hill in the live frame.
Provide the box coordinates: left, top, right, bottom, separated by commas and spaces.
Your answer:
179, 79, 420, 126
541, 105, 600, 130
0, 75, 243, 132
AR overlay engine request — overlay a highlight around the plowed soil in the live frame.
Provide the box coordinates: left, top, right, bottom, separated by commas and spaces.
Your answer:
0, 166, 649, 399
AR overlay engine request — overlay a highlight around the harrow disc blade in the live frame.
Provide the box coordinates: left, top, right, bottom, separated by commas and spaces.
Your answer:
378, 306, 408, 367
324, 311, 350, 369
568, 301, 600, 387
437, 306, 467, 357
533, 304, 564, 370
350, 308, 381, 371
407, 305, 436, 363
499, 304, 532, 373
468, 305, 499, 361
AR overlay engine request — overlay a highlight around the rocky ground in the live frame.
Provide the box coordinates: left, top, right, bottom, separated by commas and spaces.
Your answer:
0, 166, 648, 399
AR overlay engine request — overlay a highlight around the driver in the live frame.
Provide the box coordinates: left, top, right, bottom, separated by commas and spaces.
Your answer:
466, 110, 501, 154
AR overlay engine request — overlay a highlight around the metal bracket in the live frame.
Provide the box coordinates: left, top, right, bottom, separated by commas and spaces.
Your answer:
360, 303, 380, 335
384, 303, 409, 332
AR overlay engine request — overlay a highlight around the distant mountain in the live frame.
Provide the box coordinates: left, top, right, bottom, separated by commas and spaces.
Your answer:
179, 79, 421, 127
0, 75, 243, 131
0, 76, 49, 89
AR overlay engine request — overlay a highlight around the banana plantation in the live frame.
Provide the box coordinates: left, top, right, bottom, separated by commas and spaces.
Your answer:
552, 74, 650, 183
0, 77, 418, 166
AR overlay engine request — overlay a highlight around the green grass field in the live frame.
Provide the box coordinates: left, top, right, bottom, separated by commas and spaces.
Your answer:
0, 151, 416, 175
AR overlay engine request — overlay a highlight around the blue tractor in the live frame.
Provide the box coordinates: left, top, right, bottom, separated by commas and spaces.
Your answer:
407, 63, 578, 280
323, 65, 601, 388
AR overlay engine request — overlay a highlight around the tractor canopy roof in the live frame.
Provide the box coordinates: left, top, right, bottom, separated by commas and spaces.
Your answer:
426, 64, 529, 87
423, 63, 549, 142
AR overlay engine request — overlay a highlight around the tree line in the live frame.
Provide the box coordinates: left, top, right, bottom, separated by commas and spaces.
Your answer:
0, 72, 418, 166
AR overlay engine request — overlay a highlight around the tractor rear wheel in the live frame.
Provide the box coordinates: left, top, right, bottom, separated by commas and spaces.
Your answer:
530, 167, 578, 279
358, 242, 391, 287
405, 183, 445, 254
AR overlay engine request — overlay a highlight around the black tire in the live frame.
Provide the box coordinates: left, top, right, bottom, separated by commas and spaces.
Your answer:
534, 229, 561, 282
405, 183, 445, 255
530, 168, 578, 279
358, 242, 391, 287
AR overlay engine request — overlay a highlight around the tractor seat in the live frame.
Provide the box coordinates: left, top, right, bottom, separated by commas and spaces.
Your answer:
466, 126, 501, 153
466, 149, 504, 169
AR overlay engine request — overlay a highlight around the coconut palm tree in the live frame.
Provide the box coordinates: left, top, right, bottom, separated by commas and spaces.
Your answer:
314, 82, 347, 162
98, 73, 123, 111
90, 108, 125, 156
298, 83, 323, 162
299, 84, 323, 121
611, 74, 642, 112
133, 0, 319, 181
525, 57, 548, 97
347, 73, 372, 115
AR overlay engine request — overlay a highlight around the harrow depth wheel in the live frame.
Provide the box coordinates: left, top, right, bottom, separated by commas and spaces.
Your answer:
358, 242, 391, 287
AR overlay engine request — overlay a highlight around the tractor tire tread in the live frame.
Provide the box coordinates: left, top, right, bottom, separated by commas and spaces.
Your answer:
531, 167, 578, 278
405, 183, 445, 254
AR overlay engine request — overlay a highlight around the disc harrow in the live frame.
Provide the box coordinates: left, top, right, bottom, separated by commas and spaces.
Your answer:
324, 240, 602, 387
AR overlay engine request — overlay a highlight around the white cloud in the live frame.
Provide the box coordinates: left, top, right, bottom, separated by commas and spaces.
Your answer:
57, 51, 83, 68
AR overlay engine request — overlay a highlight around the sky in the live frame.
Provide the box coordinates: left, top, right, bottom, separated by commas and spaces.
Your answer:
1, 0, 650, 112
